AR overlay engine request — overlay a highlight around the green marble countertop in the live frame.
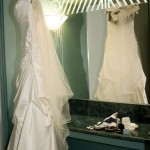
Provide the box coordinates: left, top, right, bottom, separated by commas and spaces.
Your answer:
68, 115, 150, 143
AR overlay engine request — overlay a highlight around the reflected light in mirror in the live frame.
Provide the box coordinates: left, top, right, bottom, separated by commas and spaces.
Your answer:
44, 15, 68, 30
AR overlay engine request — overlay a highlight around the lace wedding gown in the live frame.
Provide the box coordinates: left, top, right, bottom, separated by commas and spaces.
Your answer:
8, 0, 73, 150
95, 5, 148, 104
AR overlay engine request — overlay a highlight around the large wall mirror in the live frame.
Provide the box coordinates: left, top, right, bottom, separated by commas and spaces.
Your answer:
49, 0, 150, 104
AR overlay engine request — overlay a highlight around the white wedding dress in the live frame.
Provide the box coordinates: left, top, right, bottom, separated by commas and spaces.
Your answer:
8, 0, 73, 150
95, 5, 148, 104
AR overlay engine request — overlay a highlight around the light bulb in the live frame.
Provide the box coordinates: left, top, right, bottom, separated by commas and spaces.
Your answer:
45, 15, 68, 30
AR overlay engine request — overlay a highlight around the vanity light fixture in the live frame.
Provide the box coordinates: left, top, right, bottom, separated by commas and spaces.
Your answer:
45, 15, 68, 30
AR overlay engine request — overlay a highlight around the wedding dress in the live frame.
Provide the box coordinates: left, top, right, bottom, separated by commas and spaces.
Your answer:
8, 0, 73, 150
95, 4, 148, 104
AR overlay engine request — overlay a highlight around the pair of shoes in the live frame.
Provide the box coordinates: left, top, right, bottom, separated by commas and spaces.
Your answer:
94, 112, 119, 132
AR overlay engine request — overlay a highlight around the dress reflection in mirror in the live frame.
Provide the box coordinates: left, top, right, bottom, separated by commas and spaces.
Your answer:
95, 4, 148, 104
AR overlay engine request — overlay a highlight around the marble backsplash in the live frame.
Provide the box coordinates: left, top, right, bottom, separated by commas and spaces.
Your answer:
69, 99, 150, 124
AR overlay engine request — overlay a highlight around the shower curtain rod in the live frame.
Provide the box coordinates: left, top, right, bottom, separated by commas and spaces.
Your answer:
58, 0, 148, 15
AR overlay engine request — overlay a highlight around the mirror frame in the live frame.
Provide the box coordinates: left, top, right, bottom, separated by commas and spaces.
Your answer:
0, 0, 9, 149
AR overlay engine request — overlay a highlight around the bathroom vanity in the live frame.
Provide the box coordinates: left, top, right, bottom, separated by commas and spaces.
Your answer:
68, 99, 150, 150
68, 132, 147, 150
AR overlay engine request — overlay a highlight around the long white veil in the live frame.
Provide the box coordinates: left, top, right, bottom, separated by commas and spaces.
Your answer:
31, 0, 73, 149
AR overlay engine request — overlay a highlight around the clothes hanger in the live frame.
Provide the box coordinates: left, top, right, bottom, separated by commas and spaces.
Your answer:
106, 1, 140, 24
106, 0, 146, 13
106, 0, 126, 12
